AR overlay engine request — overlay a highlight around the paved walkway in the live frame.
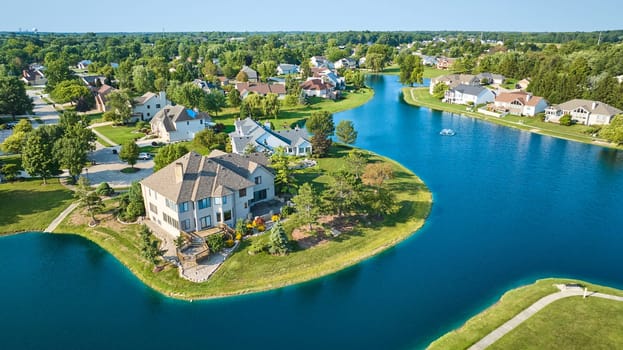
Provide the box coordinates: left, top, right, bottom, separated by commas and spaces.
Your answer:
469, 284, 623, 349
44, 202, 78, 233
89, 123, 118, 147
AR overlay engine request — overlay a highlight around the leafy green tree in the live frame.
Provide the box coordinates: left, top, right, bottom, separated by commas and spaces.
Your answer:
399, 54, 417, 85
345, 70, 365, 89
335, 120, 358, 144
268, 222, 290, 255
559, 114, 573, 126
263, 93, 280, 119
240, 93, 264, 118
344, 149, 367, 180
139, 225, 161, 266
270, 147, 297, 197
323, 169, 361, 216
202, 60, 218, 78
192, 129, 229, 152
599, 115, 623, 144
44, 58, 73, 92
363, 187, 399, 218
116, 59, 134, 89
75, 177, 104, 223
119, 140, 139, 168
103, 90, 132, 124
206, 234, 225, 253
300, 60, 311, 78
227, 88, 241, 107
95, 182, 114, 196
22, 125, 62, 184
432, 82, 449, 99
307, 111, 335, 157
132, 65, 155, 94
257, 61, 277, 81
291, 182, 320, 231
171, 82, 206, 110
119, 181, 145, 221
55, 136, 88, 184
236, 71, 248, 82
51, 80, 94, 110
0, 76, 33, 119
0, 163, 19, 181
410, 59, 424, 86
153, 143, 189, 171
1, 119, 32, 154
200, 91, 227, 116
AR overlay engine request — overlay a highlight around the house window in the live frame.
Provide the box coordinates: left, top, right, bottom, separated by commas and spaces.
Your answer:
156, 104, 161, 108
187, 121, 189, 125
198, 198, 211, 209
178, 202, 189, 213
214, 196, 227, 205
252, 189, 267, 203
299, 147, 305, 153
199, 215, 212, 229
239, 188, 247, 197
149, 203, 158, 214
147, 105, 150, 109
147, 113, 150, 117
165, 198, 177, 211
254, 176, 262, 184
162, 213, 179, 229
217, 210, 232, 222
244, 202, 248, 209
180, 219, 191, 231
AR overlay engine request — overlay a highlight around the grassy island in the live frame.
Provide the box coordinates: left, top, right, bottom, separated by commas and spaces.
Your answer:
52, 145, 431, 299
428, 278, 623, 349
403, 87, 622, 150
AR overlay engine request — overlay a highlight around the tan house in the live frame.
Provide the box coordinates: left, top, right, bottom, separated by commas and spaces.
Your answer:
140, 151, 275, 237
94, 84, 117, 112
436, 57, 457, 70
235, 82, 287, 99
21, 68, 47, 86
494, 92, 548, 117
545, 99, 622, 126
429, 74, 480, 94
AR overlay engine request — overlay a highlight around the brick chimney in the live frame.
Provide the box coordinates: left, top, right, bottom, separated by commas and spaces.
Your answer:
174, 162, 184, 183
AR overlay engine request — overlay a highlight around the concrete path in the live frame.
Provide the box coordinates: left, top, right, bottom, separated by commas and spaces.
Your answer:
44, 202, 78, 233
469, 284, 623, 349
89, 124, 118, 147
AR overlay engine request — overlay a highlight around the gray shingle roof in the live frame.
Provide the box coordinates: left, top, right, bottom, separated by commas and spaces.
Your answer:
229, 117, 311, 153
151, 105, 211, 132
451, 84, 488, 96
141, 151, 270, 203
553, 99, 622, 116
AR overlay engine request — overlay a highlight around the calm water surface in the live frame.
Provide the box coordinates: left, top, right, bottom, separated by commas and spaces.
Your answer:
2, 75, 623, 349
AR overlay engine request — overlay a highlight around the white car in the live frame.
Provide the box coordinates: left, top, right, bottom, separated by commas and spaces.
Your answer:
138, 152, 151, 160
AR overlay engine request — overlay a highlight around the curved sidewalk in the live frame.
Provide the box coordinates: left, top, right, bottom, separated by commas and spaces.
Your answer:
469, 284, 623, 349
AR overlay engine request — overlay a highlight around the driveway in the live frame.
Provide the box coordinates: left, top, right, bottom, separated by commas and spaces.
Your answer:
27, 89, 60, 126
86, 147, 154, 187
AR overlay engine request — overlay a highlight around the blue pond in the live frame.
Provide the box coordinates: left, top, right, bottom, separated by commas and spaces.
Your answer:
2, 75, 623, 349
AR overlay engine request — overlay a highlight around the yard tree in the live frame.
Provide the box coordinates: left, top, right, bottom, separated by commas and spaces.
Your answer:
432, 82, 449, 100
170, 82, 205, 110
22, 125, 62, 184
324, 169, 361, 216
559, 114, 573, 126
410, 59, 424, 85
344, 149, 367, 180
0, 119, 33, 154
270, 147, 297, 197
0, 75, 33, 119
240, 93, 264, 119
399, 54, 417, 86
227, 88, 241, 107
153, 143, 189, 171
139, 224, 161, 265
257, 60, 277, 81
192, 128, 229, 152
202, 60, 218, 78
599, 115, 623, 144
116, 59, 134, 89
44, 58, 73, 92
103, 90, 132, 124
119, 140, 139, 168
362, 162, 394, 189
268, 221, 290, 256
200, 91, 227, 116
75, 177, 104, 223
236, 71, 248, 82
0, 163, 19, 181
300, 61, 311, 79
365, 52, 385, 72
55, 115, 96, 184
119, 181, 145, 221
307, 111, 335, 157
335, 120, 358, 144
345, 70, 365, 89
291, 182, 320, 231
363, 187, 399, 219
132, 65, 156, 94
263, 93, 280, 119
50, 80, 94, 110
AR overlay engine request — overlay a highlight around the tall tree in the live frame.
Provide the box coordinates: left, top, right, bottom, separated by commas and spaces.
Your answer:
324, 169, 360, 216
44, 58, 73, 92
335, 120, 358, 144
153, 143, 189, 171
103, 90, 132, 124
227, 88, 241, 107
132, 65, 155, 94
0, 76, 33, 120
291, 182, 320, 231
399, 54, 417, 86
75, 177, 104, 223
50, 80, 94, 110
22, 125, 61, 184
268, 222, 290, 256
257, 60, 277, 81
200, 91, 227, 116
139, 224, 161, 266
119, 141, 139, 169
599, 115, 623, 144
1, 119, 32, 154
344, 149, 367, 180
55, 113, 96, 184
263, 93, 280, 119
270, 147, 297, 197
170, 82, 205, 109
307, 111, 335, 157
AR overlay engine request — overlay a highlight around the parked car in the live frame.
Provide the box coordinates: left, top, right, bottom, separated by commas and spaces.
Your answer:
138, 152, 151, 160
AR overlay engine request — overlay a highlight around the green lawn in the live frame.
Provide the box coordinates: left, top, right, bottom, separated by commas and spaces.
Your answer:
0, 178, 74, 234
54, 144, 432, 299
428, 278, 623, 350
93, 124, 145, 145
403, 87, 622, 149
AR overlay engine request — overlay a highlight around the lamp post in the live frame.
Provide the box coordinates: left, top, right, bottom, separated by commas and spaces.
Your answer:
85, 167, 89, 180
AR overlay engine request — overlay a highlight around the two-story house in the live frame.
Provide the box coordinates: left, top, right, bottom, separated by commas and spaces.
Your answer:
140, 151, 275, 237
444, 84, 495, 105
229, 117, 312, 156
545, 99, 622, 126
494, 92, 548, 117
132, 91, 170, 121
150, 105, 213, 142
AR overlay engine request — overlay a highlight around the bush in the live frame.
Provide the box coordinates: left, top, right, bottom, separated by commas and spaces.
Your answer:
206, 234, 225, 253
271, 214, 280, 222
559, 114, 573, 126
235, 233, 242, 241
225, 239, 234, 247
95, 182, 114, 196
281, 205, 294, 217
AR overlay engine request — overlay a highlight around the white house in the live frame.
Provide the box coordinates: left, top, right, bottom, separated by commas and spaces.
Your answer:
132, 91, 170, 121
77, 60, 92, 70
277, 64, 299, 75
140, 151, 275, 237
229, 117, 312, 156
150, 105, 213, 142
300, 78, 333, 99
545, 99, 622, 126
494, 92, 548, 117
21, 68, 46, 86
429, 74, 481, 94
334, 58, 357, 69
444, 84, 495, 105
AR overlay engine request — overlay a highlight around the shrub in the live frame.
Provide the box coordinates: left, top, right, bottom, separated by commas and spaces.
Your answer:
271, 214, 280, 222
235, 233, 242, 241
206, 234, 225, 253
96, 182, 114, 196
559, 114, 573, 126
225, 239, 234, 247
281, 205, 294, 217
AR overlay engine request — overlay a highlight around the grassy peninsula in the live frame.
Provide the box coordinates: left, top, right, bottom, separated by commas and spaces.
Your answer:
428, 278, 623, 349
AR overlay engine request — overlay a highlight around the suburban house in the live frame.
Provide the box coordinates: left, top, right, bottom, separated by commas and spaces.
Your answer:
94, 84, 117, 112
132, 91, 170, 121
140, 150, 275, 237
545, 99, 622, 126
77, 60, 92, 70
311, 67, 345, 90
420, 55, 438, 66
429, 74, 481, 94
21, 68, 47, 86
80, 75, 106, 87
229, 117, 312, 156
150, 105, 213, 142
310, 56, 331, 68
436, 57, 457, 70
515, 79, 531, 90
277, 64, 299, 75
493, 92, 548, 117
334, 58, 357, 69
476, 72, 505, 85
444, 84, 495, 105
235, 82, 287, 99
239, 65, 259, 82
300, 78, 334, 99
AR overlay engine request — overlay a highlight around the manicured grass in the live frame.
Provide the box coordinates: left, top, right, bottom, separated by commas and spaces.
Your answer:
402, 87, 622, 149
423, 66, 448, 78
0, 178, 74, 234
93, 124, 145, 145
428, 278, 623, 350
54, 144, 432, 299
490, 296, 623, 349
95, 135, 113, 147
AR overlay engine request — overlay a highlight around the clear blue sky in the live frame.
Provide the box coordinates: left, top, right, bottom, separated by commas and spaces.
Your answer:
4, 0, 621, 33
